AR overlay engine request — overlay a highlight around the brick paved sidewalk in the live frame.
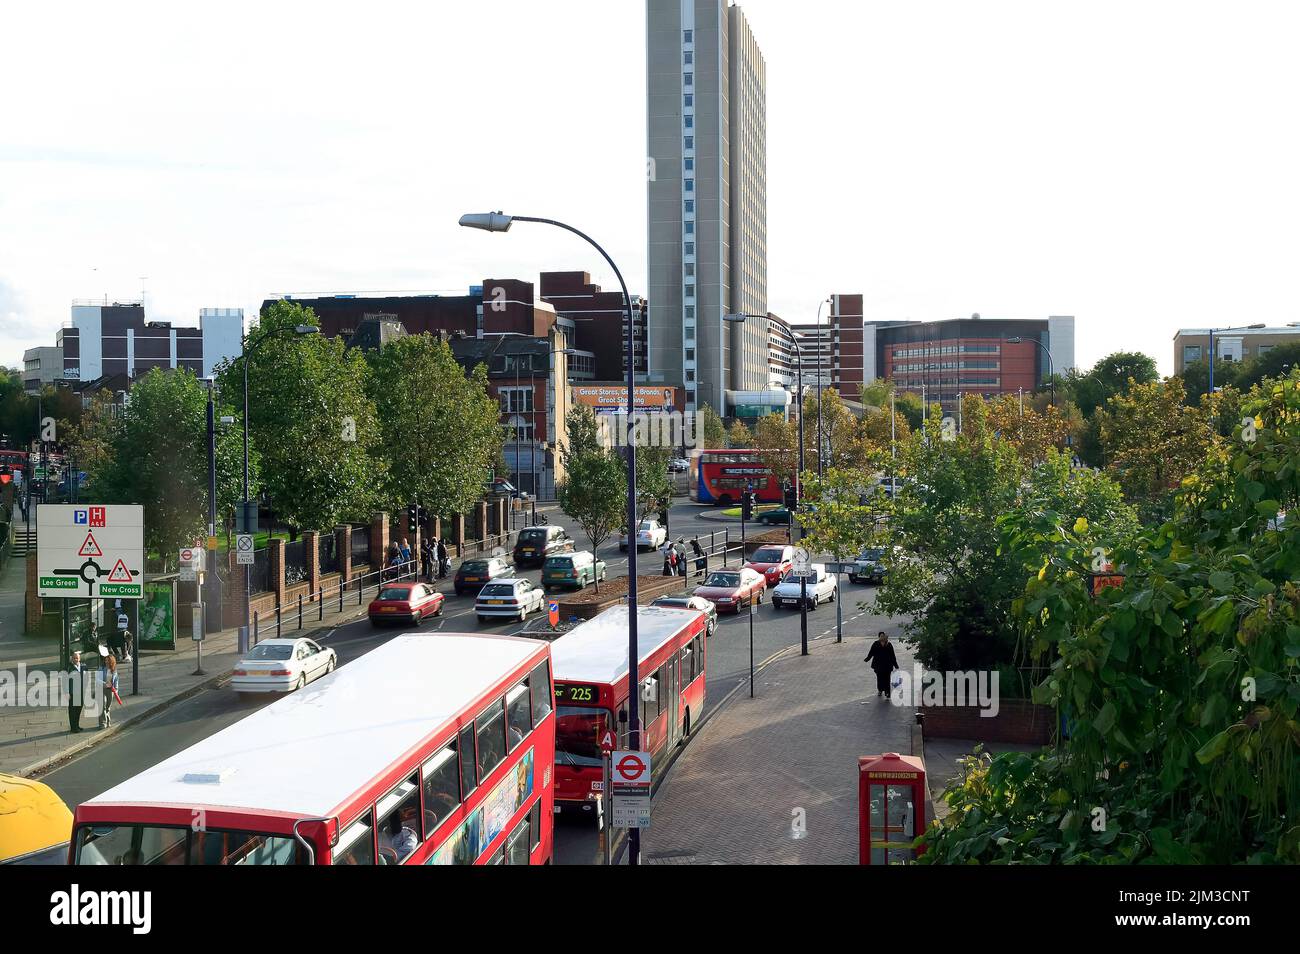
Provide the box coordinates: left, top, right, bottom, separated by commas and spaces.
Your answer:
0, 559, 375, 778
641, 633, 919, 865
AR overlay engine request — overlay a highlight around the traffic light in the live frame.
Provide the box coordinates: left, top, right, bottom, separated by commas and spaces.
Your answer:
741, 491, 755, 521
783, 483, 797, 510
0, 465, 10, 485
407, 504, 420, 534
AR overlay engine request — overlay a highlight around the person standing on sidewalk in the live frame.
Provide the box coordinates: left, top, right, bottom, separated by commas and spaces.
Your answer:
421, 537, 435, 582
864, 631, 899, 700
67, 651, 87, 733
98, 655, 120, 729
437, 537, 450, 579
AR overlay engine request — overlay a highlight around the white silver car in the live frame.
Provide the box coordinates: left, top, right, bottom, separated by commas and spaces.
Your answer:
475, 578, 546, 623
620, 519, 668, 552
231, 638, 336, 695
771, 564, 838, 610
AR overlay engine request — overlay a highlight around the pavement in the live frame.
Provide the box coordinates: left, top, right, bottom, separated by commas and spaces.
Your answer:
640, 631, 920, 865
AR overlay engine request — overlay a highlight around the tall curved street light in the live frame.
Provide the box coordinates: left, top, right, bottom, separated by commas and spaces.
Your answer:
724, 312, 811, 657
813, 297, 831, 477
460, 211, 645, 863
1007, 335, 1055, 403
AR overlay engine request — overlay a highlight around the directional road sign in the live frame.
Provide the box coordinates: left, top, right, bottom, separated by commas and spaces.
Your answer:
37, 504, 145, 599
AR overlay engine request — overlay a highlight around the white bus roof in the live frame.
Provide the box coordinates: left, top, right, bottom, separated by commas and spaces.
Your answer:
550, 605, 698, 686
83, 634, 544, 820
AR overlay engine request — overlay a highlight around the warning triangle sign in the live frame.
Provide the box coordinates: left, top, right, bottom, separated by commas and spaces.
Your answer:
78, 532, 104, 557
107, 559, 134, 582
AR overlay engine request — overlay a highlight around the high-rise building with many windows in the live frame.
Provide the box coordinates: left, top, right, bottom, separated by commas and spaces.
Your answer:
647, 0, 768, 416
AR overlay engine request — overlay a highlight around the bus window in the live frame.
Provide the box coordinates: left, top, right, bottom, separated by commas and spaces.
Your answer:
529, 802, 541, 854
457, 725, 477, 800
506, 684, 531, 751
421, 744, 461, 835
556, 707, 612, 769
476, 700, 508, 782
76, 824, 187, 865
377, 775, 420, 864
505, 815, 530, 865
334, 813, 375, 866
528, 661, 553, 725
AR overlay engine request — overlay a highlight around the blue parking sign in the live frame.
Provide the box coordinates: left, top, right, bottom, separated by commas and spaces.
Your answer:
74, 510, 88, 525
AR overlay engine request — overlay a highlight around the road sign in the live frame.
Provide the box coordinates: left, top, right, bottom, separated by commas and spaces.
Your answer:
791, 566, 818, 580
37, 504, 145, 599
548, 600, 559, 627
598, 729, 616, 754
236, 534, 255, 566
792, 546, 811, 573
610, 750, 653, 829
236, 500, 258, 534
178, 547, 205, 570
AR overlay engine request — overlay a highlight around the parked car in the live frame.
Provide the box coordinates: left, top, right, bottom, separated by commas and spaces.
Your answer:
368, 581, 445, 625
476, 578, 546, 623
693, 567, 766, 613
0, 773, 73, 865
755, 507, 794, 526
542, 551, 607, 590
650, 594, 718, 636
513, 525, 574, 567
668, 457, 690, 473
231, 637, 336, 695
620, 519, 668, 551
454, 556, 514, 596
848, 546, 894, 585
487, 477, 532, 501
772, 564, 837, 610
744, 544, 794, 587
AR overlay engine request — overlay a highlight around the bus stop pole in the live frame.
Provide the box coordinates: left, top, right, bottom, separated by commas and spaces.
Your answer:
603, 752, 612, 866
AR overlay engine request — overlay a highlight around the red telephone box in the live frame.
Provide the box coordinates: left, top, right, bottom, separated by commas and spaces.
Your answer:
858, 752, 927, 865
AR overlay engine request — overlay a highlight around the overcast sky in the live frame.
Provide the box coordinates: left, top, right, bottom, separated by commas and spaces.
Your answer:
3, 0, 1298, 375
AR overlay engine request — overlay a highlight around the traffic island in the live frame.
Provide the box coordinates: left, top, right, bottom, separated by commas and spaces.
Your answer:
551, 575, 688, 621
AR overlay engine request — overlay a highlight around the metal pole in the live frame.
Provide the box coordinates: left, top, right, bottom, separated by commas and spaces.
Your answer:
816, 299, 827, 477
206, 383, 217, 636
1208, 328, 1215, 396
890, 390, 897, 498
508, 214, 642, 864
835, 565, 842, 642
243, 342, 252, 654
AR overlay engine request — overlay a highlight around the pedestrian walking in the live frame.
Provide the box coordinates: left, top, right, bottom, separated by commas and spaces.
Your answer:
421, 538, 435, 581
661, 544, 676, 576
67, 651, 87, 734
98, 655, 122, 729
864, 631, 900, 700
675, 539, 688, 577
437, 538, 450, 579
691, 537, 706, 577
108, 621, 126, 662
121, 628, 134, 663
399, 538, 413, 575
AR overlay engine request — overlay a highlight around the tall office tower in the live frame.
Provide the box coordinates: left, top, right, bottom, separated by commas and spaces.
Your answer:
647, 0, 768, 416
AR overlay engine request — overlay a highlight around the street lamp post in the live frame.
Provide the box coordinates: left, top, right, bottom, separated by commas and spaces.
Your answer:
814, 297, 830, 477
1205, 324, 1265, 396
1007, 336, 1056, 403
725, 312, 811, 657
460, 211, 644, 862
529, 346, 578, 522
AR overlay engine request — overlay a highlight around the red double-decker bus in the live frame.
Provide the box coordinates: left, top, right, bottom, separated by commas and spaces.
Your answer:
550, 605, 707, 814
71, 633, 555, 865
690, 448, 782, 506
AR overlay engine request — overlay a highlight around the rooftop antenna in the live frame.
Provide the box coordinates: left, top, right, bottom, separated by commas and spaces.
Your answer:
139, 276, 148, 311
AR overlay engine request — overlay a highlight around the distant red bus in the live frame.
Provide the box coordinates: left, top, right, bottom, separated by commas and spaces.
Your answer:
72, 634, 556, 865
550, 606, 707, 814
690, 448, 782, 506
0, 450, 28, 470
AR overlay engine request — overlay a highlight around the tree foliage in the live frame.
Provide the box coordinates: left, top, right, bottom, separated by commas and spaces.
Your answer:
696, 404, 726, 450
369, 334, 503, 519
556, 407, 624, 582
1097, 377, 1212, 508
726, 418, 753, 448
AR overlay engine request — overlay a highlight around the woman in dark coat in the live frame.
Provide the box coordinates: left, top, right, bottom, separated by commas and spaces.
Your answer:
864, 631, 899, 699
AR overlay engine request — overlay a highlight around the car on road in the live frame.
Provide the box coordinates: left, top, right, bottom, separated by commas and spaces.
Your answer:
619, 519, 668, 551
755, 506, 794, 526
668, 457, 690, 473
486, 477, 532, 501
513, 524, 575, 567
0, 773, 73, 865
231, 637, 336, 695
693, 567, 766, 613
650, 594, 718, 636
744, 544, 794, 587
367, 581, 445, 625
475, 578, 546, 623
542, 551, 607, 590
772, 564, 838, 610
848, 546, 895, 584
454, 556, 514, 596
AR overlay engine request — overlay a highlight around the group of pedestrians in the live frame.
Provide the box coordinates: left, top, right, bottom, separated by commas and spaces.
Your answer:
64, 648, 125, 734
661, 537, 707, 577
421, 537, 450, 582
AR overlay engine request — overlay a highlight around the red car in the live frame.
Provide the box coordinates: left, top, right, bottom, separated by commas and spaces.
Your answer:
693, 567, 767, 613
368, 582, 445, 626
745, 544, 794, 587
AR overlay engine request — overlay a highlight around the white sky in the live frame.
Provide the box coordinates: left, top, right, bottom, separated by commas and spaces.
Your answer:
3, 0, 1298, 375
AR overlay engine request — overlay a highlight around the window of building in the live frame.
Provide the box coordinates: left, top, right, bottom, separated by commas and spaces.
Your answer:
684, 263, 695, 277
684, 51, 693, 64
684, 72, 693, 87
684, 199, 694, 213
1182, 345, 1203, 363
683, 29, 692, 43
685, 178, 694, 192
685, 222, 694, 234
684, 135, 694, 151
685, 348, 695, 361
684, 241, 694, 255
684, 93, 693, 107
685, 305, 695, 319
686, 370, 695, 382
685, 284, 695, 299
685, 325, 696, 341
684, 157, 694, 172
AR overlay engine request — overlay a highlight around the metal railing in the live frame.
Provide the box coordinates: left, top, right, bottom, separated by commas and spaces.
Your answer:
251, 558, 419, 646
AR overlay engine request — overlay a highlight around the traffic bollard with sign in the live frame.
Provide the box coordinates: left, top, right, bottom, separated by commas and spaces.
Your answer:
191, 602, 206, 676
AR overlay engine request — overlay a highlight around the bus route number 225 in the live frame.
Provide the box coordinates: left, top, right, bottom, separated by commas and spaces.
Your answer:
555, 682, 598, 704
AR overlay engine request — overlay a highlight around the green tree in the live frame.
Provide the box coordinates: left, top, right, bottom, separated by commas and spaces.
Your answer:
370, 334, 504, 520
1097, 377, 1212, 509
632, 444, 673, 523
556, 407, 624, 590
752, 412, 798, 489
1059, 351, 1159, 418
696, 404, 726, 449
1230, 341, 1300, 394
798, 467, 882, 566
219, 301, 383, 536
85, 369, 245, 570
726, 418, 753, 448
